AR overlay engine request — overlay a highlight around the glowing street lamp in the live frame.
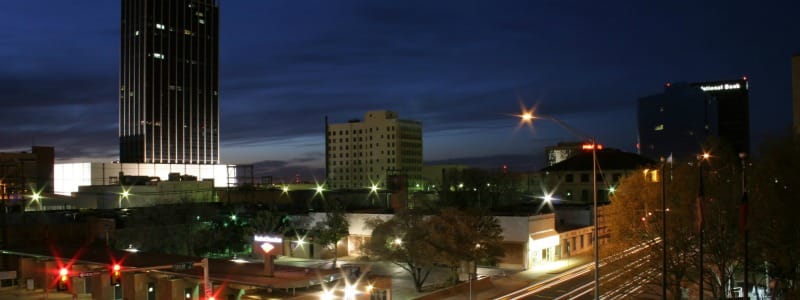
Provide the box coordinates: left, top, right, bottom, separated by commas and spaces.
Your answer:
542, 193, 553, 203
370, 184, 379, 194
315, 184, 325, 195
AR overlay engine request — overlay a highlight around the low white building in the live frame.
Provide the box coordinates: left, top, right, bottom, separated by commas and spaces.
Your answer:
54, 162, 236, 196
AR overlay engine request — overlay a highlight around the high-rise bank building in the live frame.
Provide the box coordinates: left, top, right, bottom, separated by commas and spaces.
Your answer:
119, 0, 220, 164
325, 111, 423, 190
53, 0, 231, 197
638, 78, 750, 161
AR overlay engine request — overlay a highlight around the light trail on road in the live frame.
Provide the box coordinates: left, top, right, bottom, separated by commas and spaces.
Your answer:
496, 238, 660, 300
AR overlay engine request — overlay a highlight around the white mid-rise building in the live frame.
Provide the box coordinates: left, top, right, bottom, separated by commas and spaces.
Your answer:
326, 110, 422, 190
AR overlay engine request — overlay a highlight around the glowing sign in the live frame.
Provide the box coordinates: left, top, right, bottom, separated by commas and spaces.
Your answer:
254, 235, 283, 243
581, 144, 603, 151
260, 243, 275, 253
699, 83, 741, 92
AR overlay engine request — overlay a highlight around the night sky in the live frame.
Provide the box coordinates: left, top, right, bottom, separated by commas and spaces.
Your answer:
1, 1, 798, 182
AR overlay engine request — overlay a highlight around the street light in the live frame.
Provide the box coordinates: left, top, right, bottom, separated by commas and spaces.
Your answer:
660, 156, 667, 299
696, 152, 710, 300
515, 106, 601, 300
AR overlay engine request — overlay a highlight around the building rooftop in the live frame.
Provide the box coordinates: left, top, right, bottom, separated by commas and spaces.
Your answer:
540, 148, 655, 172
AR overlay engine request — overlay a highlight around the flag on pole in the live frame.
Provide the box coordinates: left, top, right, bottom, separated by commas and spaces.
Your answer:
739, 192, 748, 234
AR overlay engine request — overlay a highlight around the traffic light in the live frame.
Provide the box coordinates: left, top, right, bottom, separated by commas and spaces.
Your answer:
110, 264, 122, 286
56, 267, 68, 291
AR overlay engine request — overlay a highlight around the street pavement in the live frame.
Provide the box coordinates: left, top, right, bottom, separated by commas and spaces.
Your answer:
275, 254, 595, 300
0, 255, 594, 300
0, 286, 92, 300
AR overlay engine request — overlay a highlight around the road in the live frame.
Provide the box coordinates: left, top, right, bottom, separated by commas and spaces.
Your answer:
497, 239, 661, 300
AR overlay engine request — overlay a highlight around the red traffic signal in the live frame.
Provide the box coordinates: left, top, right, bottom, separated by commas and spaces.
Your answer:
110, 264, 122, 286
57, 267, 69, 291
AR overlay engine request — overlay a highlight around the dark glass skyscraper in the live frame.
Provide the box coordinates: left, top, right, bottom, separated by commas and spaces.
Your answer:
119, 0, 219, 164
638, 78, 749, 161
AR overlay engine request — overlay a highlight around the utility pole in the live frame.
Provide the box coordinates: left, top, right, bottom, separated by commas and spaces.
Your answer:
661, 156, 667, 299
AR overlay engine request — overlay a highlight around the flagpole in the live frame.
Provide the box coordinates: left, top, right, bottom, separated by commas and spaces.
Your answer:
697, 154, 706, 300
740, 152, 748, 299
661, 156, 667, 299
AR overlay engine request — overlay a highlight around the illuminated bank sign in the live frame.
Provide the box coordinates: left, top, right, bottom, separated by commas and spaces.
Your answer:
699, 82, 743, 92
253, 235, 283, 255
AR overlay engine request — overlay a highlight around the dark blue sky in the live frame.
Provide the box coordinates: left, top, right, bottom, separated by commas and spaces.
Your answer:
1, 0, 798, 181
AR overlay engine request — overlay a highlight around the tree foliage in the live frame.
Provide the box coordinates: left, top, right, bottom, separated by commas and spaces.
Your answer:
750, 133, 800, 298
427, 208, 505, 284
437, 168, 519, 209
114, 203, 219, 256
363, 207, 505, 292
309, 206, 349, 267
607, 137, 745, 299
363, 209, 437, 292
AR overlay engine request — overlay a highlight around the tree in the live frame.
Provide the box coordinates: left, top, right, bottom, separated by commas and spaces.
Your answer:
114, 203, 217, 256
437, 168, 520, 209
607, 137, 744, 299
309, 206, 349, 267
363, 209, 437, 292
426, 207, 505, 284
750, 133, 800, 298
607, 162, 696, 299
243, 209, 294, 238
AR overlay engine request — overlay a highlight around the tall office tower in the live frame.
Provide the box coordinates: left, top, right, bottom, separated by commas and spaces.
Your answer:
326, 110, 423, 190
638, 78, 750, 161
793, 55, 800, 135
638, 83, 718, 161
692, 79, 750, 155
119, 0, 220, 164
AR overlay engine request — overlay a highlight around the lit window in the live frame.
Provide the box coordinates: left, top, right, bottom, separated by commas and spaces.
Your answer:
156, 23, 165, 30
134, 30, 140, 36
654, 124, 664, 131
153, 53, 165, 59
184, 29, 193, 36
196, 12, 204, 17
198, 19, 205, 24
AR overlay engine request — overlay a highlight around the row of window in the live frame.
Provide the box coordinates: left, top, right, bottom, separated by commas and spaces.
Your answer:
328, 143, 399, 151
562, 172, 622, 183
330, 157, 398, 166
328, 134, 399, 144
328, 126, 397, 136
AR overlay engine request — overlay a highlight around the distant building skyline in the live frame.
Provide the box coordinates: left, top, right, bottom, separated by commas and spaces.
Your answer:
637, 78, 750, 161
325, 110, 422, 190
119, 0, 220, 164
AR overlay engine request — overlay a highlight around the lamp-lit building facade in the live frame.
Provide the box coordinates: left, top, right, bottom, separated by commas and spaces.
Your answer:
545, 142, 583, 167
0, 146, 54, 200
325, 110, 423, 190
119, 0, 220, 164
638, 78, 749, 161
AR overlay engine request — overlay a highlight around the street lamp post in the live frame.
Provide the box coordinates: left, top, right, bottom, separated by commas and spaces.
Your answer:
517, 108, 601, 300
661, 156, 667, 299
591, 138, 599, 300
697, 152, 709, 300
